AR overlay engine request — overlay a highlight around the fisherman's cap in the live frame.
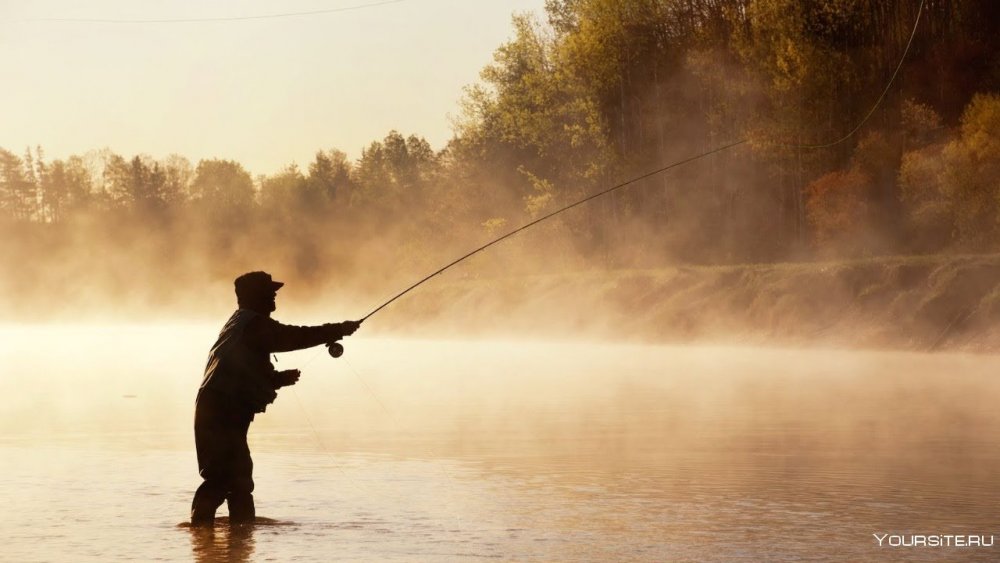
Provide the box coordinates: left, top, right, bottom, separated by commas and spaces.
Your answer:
234, 271, 284, 297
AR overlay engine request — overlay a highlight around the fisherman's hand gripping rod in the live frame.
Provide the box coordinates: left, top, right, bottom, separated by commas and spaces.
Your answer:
324, 319, 362, 358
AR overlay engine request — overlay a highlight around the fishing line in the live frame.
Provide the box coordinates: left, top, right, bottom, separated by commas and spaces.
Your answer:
358, 0, 925, 322
287, 385, 386, 498
336, 355, 507, 523
278, 354, 374, 495
779, 0, 925, 149
289, 360, 472, 529
343, 357, 391, 416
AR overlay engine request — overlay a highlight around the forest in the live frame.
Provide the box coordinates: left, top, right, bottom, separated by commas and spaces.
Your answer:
1, 0, 998, 319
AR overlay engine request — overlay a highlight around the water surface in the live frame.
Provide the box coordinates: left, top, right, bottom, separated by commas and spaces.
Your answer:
1, 325, 998, 561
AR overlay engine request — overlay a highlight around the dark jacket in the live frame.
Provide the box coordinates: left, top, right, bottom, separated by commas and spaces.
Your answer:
197, 309, 351, 414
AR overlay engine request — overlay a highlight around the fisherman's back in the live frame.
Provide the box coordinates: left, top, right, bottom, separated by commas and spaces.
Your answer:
198, 309, 277, 415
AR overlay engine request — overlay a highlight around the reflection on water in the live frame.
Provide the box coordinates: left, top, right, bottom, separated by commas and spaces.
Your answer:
188, 521, 255, 563
1, 326, 999, 560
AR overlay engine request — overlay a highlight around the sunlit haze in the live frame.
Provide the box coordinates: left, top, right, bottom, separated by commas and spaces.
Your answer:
1, 0, 545, 175
2, 1, 999, 558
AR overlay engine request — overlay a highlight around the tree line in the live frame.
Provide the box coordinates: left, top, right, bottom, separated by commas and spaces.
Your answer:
1, 0, 998, 313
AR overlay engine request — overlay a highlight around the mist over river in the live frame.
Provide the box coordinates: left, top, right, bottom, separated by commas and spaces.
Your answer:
1, 325, 998, 561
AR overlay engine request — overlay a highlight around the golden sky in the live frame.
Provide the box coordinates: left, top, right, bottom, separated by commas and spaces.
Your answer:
0, 0, 545, 175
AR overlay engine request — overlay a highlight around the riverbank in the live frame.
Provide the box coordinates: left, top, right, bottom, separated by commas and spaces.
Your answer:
375, 254, 1000, 352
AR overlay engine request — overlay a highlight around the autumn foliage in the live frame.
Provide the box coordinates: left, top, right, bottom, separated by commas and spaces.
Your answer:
806, 169, 872, 254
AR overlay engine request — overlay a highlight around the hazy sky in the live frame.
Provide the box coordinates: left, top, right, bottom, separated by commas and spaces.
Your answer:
1, 0, 546, 175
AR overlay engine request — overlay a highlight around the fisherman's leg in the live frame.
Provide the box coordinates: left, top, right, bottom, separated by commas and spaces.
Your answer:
192, 392, 235, 527
226, 469, 255, 524
227, 416, 256, 525
191, 475, 227, 526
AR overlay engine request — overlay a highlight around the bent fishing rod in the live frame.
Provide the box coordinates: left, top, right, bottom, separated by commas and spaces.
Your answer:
326, 0, 925, 353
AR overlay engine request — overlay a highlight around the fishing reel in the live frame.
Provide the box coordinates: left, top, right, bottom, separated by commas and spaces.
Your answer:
326, 341, 344, 358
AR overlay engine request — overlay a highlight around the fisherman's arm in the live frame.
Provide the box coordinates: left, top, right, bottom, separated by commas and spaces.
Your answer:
247, 316, 360, 353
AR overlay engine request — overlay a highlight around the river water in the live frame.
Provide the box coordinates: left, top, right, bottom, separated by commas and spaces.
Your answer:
1, 324, 998, 561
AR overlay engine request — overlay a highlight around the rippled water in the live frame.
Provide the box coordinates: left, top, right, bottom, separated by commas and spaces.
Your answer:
2, 325, 999, 561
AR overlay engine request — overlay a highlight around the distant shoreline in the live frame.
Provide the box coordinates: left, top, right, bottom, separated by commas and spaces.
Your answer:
375, 253, 1000, 353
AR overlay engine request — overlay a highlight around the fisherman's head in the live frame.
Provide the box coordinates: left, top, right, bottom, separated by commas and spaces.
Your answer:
234, 271, 283, 314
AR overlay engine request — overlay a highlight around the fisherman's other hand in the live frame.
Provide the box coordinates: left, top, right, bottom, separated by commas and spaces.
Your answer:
342, 320, 362, 335
275, 369, 301, 388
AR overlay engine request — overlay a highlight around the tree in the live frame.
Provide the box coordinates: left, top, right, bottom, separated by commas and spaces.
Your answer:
354, 131, 439, 210
39, 160, 68, 223
190, 159, 255, 224
0, 148, 36, 221
260, 164, 307, 219
307, 149, 355, 205
102, 154, 171, 217
455, 9, 615, 264
161, 154, 193, 207
940, 92, 1000, 248
805, 168, 872, 254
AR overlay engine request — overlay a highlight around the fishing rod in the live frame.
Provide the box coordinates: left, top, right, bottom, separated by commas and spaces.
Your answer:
322, 0, 925, 359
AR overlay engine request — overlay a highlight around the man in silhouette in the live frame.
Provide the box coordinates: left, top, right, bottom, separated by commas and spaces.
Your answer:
191, 271, 360, 526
